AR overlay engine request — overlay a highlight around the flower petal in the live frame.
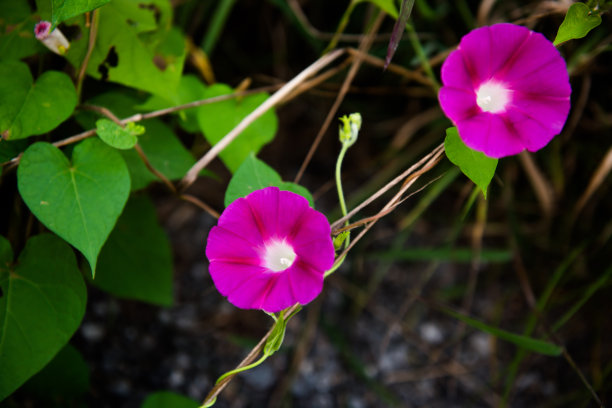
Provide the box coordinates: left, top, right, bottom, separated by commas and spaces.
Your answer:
208, 261, 267, 296
440, 49, 473, 91
205, 226, 261, 263
260, 273, 298, 312
511, 93, 571, 136
499, 30, 571, 98
439, 86, 479, 123
226, 273, 276, 310
458, 23, 530, 83
217, 198, 265, 246
289, 259, 325, 305
503, 108, 557, 152
457, 113, 525, 158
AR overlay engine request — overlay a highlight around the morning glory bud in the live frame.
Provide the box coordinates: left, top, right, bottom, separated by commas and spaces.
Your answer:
34, 21, 70, 56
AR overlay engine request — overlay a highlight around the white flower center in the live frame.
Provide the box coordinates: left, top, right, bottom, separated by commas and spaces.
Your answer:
476, 82, 510, 113
264, 240, 297, 272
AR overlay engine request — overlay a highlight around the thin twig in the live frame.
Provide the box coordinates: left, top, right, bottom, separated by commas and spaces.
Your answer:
76, 9, 99, 98
294, 12, 386, 183
333, 144, 445, 259
179, 194, 220, 219
201, 304, 300, 406
1, 85, 283, 168
180, 48, 347, 191
80, 104, 122, 124
330, 143, 444, 231
518, 151, 554, 218
133, 144, 177, 193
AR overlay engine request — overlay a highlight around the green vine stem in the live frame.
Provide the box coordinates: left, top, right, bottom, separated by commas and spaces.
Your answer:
327, 113, 362, 277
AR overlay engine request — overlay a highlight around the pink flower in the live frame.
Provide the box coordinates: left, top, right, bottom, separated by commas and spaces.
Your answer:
34, 21, 70, 55
205, 187, 335, 313
438, 23, 571, 158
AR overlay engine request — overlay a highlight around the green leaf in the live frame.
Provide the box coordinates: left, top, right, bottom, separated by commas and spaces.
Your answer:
264, 317, 287, 356
278, 181, 315, 208
0, 234, 87, 401
0, 61, 77, 140
0, 10, 41, 60
51, 0, 111, 26
92, 196, 173, 306
0, 0, 32, 23
197, 83, 278, 172
17, 138, 131, 275
138, 74, 208, 133
554, 2, 602, 46
444, 127, 497, 198
75, 91, 200, 190
96, 119, 144, 150
0, 139, 29, 163
442, 307, 562, 356
141, 391, 199, 408
64, 1, 185, 100
121, 119, 198, 190
22, 344, 90, 399
224, 154, 314, 207
358, 0, 398, 18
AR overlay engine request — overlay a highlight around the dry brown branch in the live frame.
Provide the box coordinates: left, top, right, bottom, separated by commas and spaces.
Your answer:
179, 48, 347, 191
573, 146, 612, 217
293, 12, 386, 183
518, 151, 555, 218
330, 143, 445, 232
76, 9, 99, 97
201, 304, 300, 406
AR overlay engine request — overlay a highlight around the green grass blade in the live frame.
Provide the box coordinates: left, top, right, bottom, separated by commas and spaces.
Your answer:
441, 307, 562, 356
552, 264, 612, 332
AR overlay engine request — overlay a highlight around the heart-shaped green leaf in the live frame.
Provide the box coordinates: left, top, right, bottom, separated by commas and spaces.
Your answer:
17, 138, 130, 274
0, 234, 87, 401
96, 118, 143, 150
92, 196, 173, 306
0, 60, 77, 140
444, 127, 497, 198
225, 154, 314, 207
197, 84, 278, 173
22, 344, 90, 400
554, 2, 602, 46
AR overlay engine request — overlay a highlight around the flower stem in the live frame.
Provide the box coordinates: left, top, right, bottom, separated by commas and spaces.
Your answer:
214, 353, 270, 386
335, 142, 351, 232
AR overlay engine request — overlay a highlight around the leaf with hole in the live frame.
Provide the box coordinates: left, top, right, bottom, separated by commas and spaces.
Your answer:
17, 138, 130, 275
197, 84, 278, 173
0, 60, 77, 140
0, 234, 87, 401
554, 2, 602, 46
64, 1, 184, 100
444, 127, 497, 198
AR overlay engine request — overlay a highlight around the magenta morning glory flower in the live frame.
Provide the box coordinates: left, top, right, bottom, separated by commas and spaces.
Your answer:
438, 23, 571, 158
205, 187, 335, 313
